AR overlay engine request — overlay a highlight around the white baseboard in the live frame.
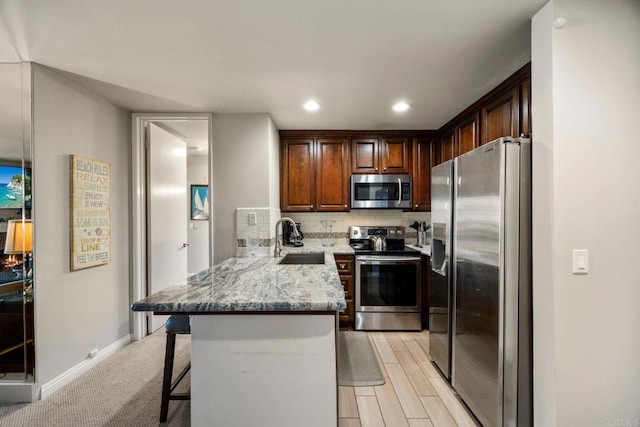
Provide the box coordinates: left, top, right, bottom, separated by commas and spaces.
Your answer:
40, 334, 132, 399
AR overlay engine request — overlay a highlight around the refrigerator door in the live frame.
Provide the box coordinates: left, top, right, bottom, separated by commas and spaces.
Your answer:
452, 141, 504, 427
429, 161, 453, 378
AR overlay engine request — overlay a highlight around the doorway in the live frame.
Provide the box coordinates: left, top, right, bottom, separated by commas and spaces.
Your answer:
131, 113, 213, 339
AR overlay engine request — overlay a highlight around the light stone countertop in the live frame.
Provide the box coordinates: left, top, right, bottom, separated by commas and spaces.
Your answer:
131, 240, 349, 314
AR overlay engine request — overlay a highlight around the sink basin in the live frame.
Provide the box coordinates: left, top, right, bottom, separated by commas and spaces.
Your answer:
278, 252, 325, 265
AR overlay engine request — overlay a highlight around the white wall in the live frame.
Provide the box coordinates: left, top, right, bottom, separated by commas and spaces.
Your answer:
211, 114, 278, 263
532, 1, 640, 425
187, 157, 210, 274
32, 64, 131, 386
531, 2, 557, 425
268, 117, 280, 209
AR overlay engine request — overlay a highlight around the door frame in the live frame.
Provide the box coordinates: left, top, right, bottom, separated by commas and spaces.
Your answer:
131, 113, 213, 341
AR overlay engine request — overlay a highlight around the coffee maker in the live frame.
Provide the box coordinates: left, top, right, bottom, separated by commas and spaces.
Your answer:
283, 222, 304, 247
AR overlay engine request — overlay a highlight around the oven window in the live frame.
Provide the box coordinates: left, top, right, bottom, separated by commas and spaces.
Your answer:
354, 182, 400, 201
360, 264, 417, 306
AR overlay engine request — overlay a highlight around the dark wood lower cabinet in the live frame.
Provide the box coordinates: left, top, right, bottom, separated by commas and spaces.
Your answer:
334, 254, 355, 328
421, 255, 430, 329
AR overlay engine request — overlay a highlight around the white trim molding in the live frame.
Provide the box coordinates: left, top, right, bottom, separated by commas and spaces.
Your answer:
39, 334, 131, 399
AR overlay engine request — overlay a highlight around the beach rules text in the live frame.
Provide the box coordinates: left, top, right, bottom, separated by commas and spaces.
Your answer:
70, 155, 111, 270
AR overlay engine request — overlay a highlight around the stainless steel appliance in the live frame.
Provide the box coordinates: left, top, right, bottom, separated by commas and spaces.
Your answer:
351, 174, 412, 209
429, 160, 453, 379
429, 137, 532, 427
349, 226, 422, 331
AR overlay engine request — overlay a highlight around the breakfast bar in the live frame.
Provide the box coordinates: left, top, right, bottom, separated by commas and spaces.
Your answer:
131, 251, 347, 427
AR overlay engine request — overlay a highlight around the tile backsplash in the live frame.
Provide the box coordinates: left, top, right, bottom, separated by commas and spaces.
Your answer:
235, 208, 431, 256
286, 210, 431, 242
236, 207, 280, 256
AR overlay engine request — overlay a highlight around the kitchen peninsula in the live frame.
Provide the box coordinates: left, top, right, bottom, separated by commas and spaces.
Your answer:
131, 247, 349, 427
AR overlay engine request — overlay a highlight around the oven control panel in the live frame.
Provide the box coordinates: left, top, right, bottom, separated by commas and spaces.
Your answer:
349, 226, 404, 239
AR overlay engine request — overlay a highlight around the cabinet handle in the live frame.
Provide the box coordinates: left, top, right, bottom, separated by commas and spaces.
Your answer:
415, 204, 418, 208
375, 167, 378, 171
344, 204, 347, 208
384, 167, 387, 171
339, 264, 346, 269
310, 205, 314, 209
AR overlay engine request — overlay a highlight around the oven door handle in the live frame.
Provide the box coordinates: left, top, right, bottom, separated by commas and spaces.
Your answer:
356, 256, 421, 263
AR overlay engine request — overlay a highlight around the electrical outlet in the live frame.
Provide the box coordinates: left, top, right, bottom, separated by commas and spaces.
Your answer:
248, 212, 257, 226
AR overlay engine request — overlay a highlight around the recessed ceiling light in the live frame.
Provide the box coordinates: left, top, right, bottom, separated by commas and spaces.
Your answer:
392, 101, 411, 112
303, 100, 320, 112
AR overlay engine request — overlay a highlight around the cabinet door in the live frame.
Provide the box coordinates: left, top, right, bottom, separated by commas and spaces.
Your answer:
380, 138, 411, 174
481, 87, 519, 145
455, 113, 479, 156
520, 77, 531, 137
315, 138, 350, 211
351, 138, 379, 173
412, 138, 434, 211
439, 129, 455, 164
280, 139, 315, 211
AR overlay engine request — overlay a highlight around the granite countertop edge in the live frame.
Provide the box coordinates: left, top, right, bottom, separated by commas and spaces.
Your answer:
132, 242, 348, 314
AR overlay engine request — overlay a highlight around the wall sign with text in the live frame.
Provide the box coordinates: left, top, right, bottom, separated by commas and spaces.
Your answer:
70, 155, 111, 270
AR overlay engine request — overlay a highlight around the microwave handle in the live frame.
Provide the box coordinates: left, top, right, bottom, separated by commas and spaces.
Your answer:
398, 178, 402, 203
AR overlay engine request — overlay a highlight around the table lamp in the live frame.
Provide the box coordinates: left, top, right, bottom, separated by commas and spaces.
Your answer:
4, 219, 33, 280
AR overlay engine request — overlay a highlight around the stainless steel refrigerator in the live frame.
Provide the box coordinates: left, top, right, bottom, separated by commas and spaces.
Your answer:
429, 137, 532, 427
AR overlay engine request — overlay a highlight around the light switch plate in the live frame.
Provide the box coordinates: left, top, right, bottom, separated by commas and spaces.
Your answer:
572, 249, 589, 274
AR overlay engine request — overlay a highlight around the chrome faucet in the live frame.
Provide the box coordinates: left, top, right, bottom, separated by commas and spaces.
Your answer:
274, 217, 299, 257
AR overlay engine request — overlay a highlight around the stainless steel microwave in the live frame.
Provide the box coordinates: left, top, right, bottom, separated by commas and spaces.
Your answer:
351, 174, 412, 209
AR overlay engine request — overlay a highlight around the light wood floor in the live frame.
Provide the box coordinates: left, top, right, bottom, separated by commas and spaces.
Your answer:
339, 331, 479, 427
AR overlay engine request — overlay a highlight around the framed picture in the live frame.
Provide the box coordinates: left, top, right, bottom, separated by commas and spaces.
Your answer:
191, 185, 210, 220
70, 155, 111, 270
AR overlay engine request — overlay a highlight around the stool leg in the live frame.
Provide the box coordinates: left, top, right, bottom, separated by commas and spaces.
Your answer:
160, 333, 176, 423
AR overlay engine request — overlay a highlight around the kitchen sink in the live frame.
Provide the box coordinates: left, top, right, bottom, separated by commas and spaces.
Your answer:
278, 252, 325, 265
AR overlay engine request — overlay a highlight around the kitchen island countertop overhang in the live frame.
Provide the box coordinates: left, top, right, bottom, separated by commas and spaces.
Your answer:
131, 246, 350, 314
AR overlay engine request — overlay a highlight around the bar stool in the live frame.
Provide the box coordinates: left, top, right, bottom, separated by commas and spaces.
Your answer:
160, 315, 191, 422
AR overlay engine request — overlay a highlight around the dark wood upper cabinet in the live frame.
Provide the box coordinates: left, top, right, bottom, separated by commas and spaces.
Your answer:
481, 87, 520, 145
412, 138, 435, 211
380, 138, 411, 174
281, 131, 434, 212
352, 137, 410, 174
439, 129, 455, 164
351, 138, 379, 173
280, 139, 315, 211
455, 113, 479, 156
315, 138, 350, 211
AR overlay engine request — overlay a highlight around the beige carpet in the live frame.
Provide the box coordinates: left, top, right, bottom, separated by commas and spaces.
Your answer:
0, 331, 191, 426
338, 331, 385, 387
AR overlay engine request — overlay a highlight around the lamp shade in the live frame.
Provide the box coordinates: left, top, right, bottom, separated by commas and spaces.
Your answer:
4, 219, 33, 254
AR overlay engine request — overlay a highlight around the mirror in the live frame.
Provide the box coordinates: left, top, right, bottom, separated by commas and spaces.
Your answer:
0, 62, 34, 382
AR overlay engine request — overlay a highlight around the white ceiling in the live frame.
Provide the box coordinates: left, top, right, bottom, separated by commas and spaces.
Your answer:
0, 0, 546, 130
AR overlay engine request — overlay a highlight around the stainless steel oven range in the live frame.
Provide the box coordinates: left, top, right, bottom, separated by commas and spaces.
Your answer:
349, 226, 422, 331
